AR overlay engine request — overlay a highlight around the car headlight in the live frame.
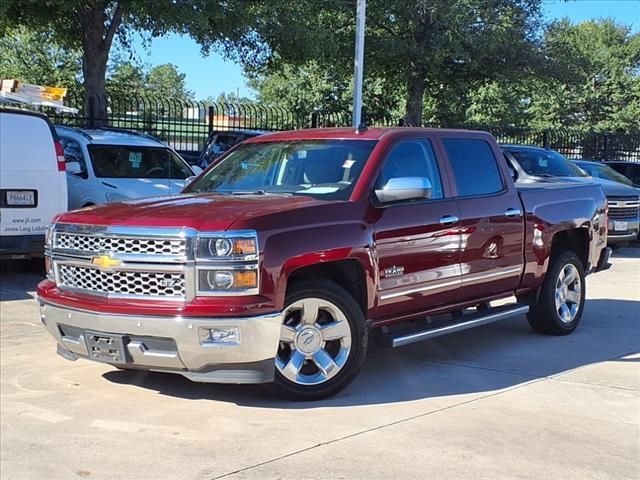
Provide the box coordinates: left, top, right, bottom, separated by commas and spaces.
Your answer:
105, 192, 131, 203
196, 231, 259, 295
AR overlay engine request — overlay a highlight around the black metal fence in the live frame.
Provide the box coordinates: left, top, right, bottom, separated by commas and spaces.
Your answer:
46, 93, 640, 162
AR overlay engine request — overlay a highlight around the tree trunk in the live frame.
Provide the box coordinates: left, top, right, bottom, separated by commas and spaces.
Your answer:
404, 3, 432, 126
77, 2, 123, 127
405, 66, 427, 126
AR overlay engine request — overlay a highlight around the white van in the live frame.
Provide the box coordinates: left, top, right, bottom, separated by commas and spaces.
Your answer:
0, 108, 68, 259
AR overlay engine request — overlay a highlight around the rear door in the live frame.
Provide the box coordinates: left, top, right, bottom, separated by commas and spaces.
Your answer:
372, 134, 462, 320
0, 110, 67, 240
439, 135, 524, 302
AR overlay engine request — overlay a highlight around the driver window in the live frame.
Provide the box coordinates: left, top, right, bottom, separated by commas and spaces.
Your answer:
377, 140, 444, 199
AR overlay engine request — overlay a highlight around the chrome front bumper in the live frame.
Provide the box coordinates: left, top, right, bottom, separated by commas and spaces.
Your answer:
39, 300, 282, 384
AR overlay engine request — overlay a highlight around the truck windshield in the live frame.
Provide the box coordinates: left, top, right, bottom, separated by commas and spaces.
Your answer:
88, 145, 193, 179
187, 140, 377, 200
509, 149, 588, 178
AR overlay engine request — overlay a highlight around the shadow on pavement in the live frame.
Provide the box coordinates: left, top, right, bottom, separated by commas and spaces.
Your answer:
0, 260, 44, 301
102, 297, 640, 408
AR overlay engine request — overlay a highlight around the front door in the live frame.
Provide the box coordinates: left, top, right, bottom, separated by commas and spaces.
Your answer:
371, 137, 462, 321
440, 136, 524, 302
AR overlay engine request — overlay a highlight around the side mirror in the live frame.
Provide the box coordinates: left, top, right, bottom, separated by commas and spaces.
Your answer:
191, 165, 203, 175
184, 176, 197, 186
65, 162, 83, 175
375, 177, 432, 204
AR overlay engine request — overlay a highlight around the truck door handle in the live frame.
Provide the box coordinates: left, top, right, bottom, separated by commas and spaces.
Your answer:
504, 208, 522, 217
439, 215, 459, 225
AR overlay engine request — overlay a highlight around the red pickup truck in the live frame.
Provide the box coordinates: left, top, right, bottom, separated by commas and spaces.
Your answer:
38, 128, 612, 400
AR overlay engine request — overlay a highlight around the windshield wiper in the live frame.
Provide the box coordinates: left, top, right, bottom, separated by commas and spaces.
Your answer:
230, 190, 291, 197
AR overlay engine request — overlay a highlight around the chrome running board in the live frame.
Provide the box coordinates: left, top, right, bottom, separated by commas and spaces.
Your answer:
378, 304, 529, 348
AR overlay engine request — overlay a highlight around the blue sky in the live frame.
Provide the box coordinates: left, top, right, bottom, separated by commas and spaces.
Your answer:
130, 0, 640, 101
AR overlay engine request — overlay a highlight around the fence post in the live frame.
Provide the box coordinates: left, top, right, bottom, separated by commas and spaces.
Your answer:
207, 105, 214, 136
87, 96, 95, 129
311, 111, 319, 129
602, 134, 609, 162
542, 130, 549, 149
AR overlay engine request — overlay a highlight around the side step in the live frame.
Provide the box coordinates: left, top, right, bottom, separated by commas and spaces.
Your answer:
378, 304, 529, 348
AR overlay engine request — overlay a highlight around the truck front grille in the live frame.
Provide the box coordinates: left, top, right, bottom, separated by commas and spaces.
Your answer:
607, 196, 640, 220
57, 264, 186, 298
56, 233, 187, 257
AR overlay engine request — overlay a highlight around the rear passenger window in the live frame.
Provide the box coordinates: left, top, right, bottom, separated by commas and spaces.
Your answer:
443, 139, 504, 197
377, 140, 444, 200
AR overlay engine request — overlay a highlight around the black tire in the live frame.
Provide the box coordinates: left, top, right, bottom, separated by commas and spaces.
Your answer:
271, 279, 368, 400
527, 250, 586, 335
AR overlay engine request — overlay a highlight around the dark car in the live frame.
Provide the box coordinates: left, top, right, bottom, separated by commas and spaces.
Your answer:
198, 129, 265, 169
573, 160, 637, 190
605, 161, 640, 189
502, 145, 640, 245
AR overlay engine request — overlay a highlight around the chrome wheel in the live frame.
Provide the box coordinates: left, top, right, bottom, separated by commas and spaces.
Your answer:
276, 298, 352, 386
554, 263, 582, 324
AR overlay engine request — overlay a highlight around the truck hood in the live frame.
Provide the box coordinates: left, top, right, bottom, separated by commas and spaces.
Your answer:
57, 193, 327, 231
525, 175, 640, 197
99, 177, 186, 199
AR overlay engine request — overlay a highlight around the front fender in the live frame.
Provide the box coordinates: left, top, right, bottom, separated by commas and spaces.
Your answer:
261, 223, 376, 311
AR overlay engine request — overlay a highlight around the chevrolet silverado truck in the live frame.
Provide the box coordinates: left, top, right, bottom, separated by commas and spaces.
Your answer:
38, 128, 612, 400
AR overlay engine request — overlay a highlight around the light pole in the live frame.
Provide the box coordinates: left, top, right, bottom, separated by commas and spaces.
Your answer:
352, 0, 366, 128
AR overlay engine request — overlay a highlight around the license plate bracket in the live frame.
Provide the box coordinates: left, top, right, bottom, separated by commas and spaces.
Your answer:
614, 220, 628, 232
84, 331, 128, 364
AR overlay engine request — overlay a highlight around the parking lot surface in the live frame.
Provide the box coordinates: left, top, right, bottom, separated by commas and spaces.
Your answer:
1, 248, 638, 480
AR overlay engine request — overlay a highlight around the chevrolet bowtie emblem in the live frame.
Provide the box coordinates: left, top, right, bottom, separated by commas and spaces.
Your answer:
91, 255, 120, 269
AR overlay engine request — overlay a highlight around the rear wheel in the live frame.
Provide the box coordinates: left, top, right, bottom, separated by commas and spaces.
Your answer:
528, 251, 586, 335
272, 280, 367, 400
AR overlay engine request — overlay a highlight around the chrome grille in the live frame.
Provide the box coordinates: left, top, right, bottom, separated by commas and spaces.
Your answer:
57, 264, 186, 298
55, 233, 187, 256
607, 196, 639, 220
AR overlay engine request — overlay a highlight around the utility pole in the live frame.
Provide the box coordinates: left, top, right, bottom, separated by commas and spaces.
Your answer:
352, 0, 366, 128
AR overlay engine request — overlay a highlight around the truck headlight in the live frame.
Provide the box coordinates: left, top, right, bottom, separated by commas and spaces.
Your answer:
45, 224, 54, 249
197, 231, 258, 260
197, 269, 258, 293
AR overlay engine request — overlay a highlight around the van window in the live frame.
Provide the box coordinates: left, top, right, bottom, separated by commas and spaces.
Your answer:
443, 139, 504, 197
376, 140, 444, 199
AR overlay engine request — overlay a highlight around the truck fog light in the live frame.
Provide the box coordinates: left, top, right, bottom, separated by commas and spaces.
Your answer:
206, 270, 234, 290
199, 327, 240, 345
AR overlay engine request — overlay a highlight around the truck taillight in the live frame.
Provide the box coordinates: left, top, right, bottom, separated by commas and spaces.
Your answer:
54, 141, 66, 171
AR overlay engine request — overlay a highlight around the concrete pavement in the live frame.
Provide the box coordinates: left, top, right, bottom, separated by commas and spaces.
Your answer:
1, 248, 638, 479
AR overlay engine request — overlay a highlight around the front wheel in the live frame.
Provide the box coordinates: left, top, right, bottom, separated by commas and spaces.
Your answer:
528, 251, 586, 335
272, 280, 368, 400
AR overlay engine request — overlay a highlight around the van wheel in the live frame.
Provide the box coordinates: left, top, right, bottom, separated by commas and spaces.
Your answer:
272, 279, 367, 400
528, 251, 585, 335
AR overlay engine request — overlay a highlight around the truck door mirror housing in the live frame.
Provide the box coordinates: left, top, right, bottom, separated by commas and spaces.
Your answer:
65, 161, 83, 175
375, 177, 432, 204
191, 165, 203, 175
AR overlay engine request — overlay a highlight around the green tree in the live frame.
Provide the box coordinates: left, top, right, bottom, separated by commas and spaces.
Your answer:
0, 1, 252, 123
106, 61, 146, 98
0, 25, 82, 97
230, 0, 543, 125
529, 19, 640, 132
146, 64, 193, 100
